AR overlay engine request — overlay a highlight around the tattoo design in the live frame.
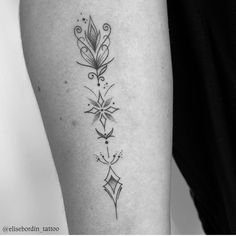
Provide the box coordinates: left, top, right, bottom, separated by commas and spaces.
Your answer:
74, 15, 123, 219
74, 16, 114, 87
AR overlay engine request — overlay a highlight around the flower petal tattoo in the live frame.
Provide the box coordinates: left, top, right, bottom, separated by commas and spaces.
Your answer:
74, 16, 114, 87
74, 15, 123, 219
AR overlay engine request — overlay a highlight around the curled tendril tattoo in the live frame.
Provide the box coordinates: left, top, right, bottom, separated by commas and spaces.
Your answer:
74, 16, 114, 87
74, 15, 123, 219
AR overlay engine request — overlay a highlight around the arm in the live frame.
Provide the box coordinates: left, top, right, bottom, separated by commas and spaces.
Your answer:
20, 0, 172, 234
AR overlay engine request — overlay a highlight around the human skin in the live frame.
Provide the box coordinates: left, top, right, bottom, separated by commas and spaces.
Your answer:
20, 0, 173, 234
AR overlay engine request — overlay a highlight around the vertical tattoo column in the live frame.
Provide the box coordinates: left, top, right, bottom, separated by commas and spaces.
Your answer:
74, 15, 123, 219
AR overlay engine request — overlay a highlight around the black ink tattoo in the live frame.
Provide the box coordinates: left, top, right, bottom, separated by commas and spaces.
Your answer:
95, 128, 115, 141
74, 16, 123, 219
74, 16, 114, 87
84, 91, 119, 130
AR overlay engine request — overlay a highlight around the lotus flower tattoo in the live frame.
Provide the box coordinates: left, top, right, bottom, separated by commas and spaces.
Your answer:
74, 16, 114, 86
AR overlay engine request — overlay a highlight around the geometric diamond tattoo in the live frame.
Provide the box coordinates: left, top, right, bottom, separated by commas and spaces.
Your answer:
104, 166, 122, 219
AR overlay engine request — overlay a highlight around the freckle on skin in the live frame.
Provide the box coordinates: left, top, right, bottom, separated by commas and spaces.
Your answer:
59, 117, 63, 121
71, 120, 79, 127
37, 86, 41, 92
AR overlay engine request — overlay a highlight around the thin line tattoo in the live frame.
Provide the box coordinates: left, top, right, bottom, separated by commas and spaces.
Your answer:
104, 83, 115, 97
74, 15, 123, 219
84, 86, 97, 98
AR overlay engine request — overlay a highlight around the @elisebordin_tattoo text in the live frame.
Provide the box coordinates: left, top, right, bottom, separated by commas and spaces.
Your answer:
74, 15, 123, 219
